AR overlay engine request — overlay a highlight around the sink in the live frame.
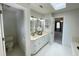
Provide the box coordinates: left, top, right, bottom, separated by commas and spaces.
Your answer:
37, 31, 42, 35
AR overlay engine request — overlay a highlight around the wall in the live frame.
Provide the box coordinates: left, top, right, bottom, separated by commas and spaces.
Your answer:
44, 14, 55, 44
30, 9, 44, 18
44, 14, 53, 32
3, 6, 17, 43
16, 3, 31, 56
16, 10, 26, 52
16, 8, 31, 56
54, 9, 79, 47
24, 8, 31, 56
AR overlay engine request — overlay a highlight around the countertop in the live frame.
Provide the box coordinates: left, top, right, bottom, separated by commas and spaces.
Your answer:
31, 32, 48, 40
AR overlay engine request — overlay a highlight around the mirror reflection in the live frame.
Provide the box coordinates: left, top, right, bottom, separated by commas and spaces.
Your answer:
30, 16, 46, 36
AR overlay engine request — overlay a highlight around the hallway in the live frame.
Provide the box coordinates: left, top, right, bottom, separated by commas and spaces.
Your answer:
35, 42, 73, 56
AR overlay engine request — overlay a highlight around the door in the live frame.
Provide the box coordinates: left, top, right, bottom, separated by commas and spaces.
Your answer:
0, 4, 6, 56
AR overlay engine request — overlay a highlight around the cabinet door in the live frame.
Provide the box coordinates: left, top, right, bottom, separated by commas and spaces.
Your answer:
33, 37, 46, 54
44, 35, 48, 43
31, 40, 40, 54
33, 38, 42, 54
31, 41, 36, 54
39, 37, 44, 48
31, 44, 37, 54
46, 34, 50, 42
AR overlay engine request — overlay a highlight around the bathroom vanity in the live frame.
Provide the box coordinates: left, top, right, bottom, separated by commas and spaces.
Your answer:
31, 32, 49, 55
30, 14, 50, 55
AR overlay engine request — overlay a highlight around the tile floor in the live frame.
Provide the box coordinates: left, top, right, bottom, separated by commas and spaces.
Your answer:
35, 42, 73, 56
6, 45, 25, 56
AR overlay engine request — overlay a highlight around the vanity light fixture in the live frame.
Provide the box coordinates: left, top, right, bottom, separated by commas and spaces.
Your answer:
51, 3, 66, 10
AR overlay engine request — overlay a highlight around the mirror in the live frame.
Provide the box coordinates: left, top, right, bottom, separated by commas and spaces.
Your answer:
30, 16, 45, 36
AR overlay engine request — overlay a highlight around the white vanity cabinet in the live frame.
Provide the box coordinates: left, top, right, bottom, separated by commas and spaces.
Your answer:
31, 33, 49, 55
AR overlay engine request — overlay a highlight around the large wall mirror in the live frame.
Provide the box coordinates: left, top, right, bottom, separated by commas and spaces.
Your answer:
30, 16, 46, 36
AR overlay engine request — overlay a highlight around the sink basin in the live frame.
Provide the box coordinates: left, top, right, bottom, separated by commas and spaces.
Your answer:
37, 31, 42, 35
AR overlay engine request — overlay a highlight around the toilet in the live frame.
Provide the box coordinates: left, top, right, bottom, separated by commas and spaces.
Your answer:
5, 36, 14, 52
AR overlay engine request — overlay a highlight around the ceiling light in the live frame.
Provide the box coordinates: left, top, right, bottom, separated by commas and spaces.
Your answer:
51, 3, 66, 10
39, 5, 43, 8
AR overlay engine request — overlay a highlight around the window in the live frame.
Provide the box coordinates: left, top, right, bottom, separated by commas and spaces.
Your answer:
56, 22, 60, 29
51, 3, 66, 10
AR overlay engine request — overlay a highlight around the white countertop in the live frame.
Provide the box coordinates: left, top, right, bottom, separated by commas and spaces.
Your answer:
31, 32, 48, 40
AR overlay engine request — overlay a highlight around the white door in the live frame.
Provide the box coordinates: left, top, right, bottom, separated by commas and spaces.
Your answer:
0, 4, 6, 56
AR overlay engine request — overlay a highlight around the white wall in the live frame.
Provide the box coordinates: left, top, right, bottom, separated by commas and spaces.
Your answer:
16, 10, 26, 52
44, 14, 55, 44
54, 9, 79, 47
30, 9, 44, 18
16, 8, 31, 55
3, 6, 17, 42
16, 4, 31, 56
24, 8, 31, 56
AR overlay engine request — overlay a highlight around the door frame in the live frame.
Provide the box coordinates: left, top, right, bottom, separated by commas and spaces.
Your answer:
0, 4, 6, 56
53, 17, 64, 44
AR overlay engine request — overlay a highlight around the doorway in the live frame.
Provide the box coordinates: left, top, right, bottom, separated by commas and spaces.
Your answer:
1, 4, 25, 56
54, 17, 63, 44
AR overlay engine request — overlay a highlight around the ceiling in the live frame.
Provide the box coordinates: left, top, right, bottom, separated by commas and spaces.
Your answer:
18, 3, 79, 14
29, 3, 55, 14
54, 3, 79, 13
30, 3, 79, 14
